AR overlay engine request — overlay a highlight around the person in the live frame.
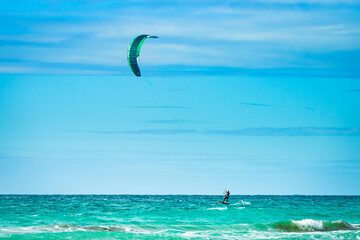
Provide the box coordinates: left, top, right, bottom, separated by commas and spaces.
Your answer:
223, 190, 230, 202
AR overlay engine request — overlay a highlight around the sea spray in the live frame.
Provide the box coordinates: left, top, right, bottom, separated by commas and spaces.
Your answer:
272, 219, 360, 232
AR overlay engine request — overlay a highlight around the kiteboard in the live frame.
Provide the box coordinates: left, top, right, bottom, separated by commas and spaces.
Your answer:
218, 201, 230, 205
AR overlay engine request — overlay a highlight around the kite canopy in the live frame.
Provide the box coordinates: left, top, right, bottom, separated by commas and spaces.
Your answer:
127, 35, 159, 77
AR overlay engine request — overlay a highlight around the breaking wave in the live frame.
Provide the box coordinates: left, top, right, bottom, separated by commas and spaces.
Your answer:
272, 219, 360, 232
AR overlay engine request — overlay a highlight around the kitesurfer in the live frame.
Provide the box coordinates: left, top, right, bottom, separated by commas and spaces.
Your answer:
223, 190, 230, 203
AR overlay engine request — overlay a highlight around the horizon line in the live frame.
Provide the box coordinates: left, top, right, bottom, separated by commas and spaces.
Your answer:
1, 194, 359, 196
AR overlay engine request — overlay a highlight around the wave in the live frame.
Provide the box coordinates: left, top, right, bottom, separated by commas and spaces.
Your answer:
1, 221, 359, 238
272, 219, 360, 232
233, 200, 251, 206
0, 224, 145, 235
207, 207, 227, 210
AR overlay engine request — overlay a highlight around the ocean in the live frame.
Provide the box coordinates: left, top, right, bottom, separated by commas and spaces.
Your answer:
0, 195, 359, 239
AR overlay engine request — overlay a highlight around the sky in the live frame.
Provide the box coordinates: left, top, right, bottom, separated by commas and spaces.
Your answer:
0, 0, 359, 194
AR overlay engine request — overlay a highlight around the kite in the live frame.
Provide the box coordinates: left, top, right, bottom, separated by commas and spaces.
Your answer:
127, 35, 158, 77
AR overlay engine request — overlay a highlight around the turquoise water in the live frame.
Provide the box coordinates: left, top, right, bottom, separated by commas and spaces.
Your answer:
0, 195, 359, 239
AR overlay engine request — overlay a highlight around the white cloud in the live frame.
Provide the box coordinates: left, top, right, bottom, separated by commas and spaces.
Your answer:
1, 2, 359, 73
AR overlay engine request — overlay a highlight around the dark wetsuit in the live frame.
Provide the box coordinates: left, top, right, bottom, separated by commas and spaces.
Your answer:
223, 191, 230, 202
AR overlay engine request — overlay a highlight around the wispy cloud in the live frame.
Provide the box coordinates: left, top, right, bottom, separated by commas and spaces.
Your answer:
76, 127, 360, 136
344, 89, 360, 93
253, 0, 360, 4
0, 0, 359, 74
76, 129, 197, 135
240, 102, 273, 107
146, 120, 210, 124
203, 127, 360, 136
129, 106, 189, 109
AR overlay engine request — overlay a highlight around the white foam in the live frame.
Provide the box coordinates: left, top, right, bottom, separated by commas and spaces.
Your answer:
0, 224, 129, 234
124, 226, 154, 234
207, 207, 227, 210
233, 200, 251, 206
292, 219, 323, 231
181, 231, 200, 237
353, 223, 360, 229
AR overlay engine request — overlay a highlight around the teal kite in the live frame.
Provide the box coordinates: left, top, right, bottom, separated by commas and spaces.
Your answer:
127, 35, 158, 77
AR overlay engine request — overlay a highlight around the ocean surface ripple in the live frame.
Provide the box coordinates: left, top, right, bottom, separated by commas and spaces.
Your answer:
0, 195, 359, 239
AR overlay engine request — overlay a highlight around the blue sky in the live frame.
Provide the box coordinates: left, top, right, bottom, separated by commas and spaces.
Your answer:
0, 0, 359, 194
